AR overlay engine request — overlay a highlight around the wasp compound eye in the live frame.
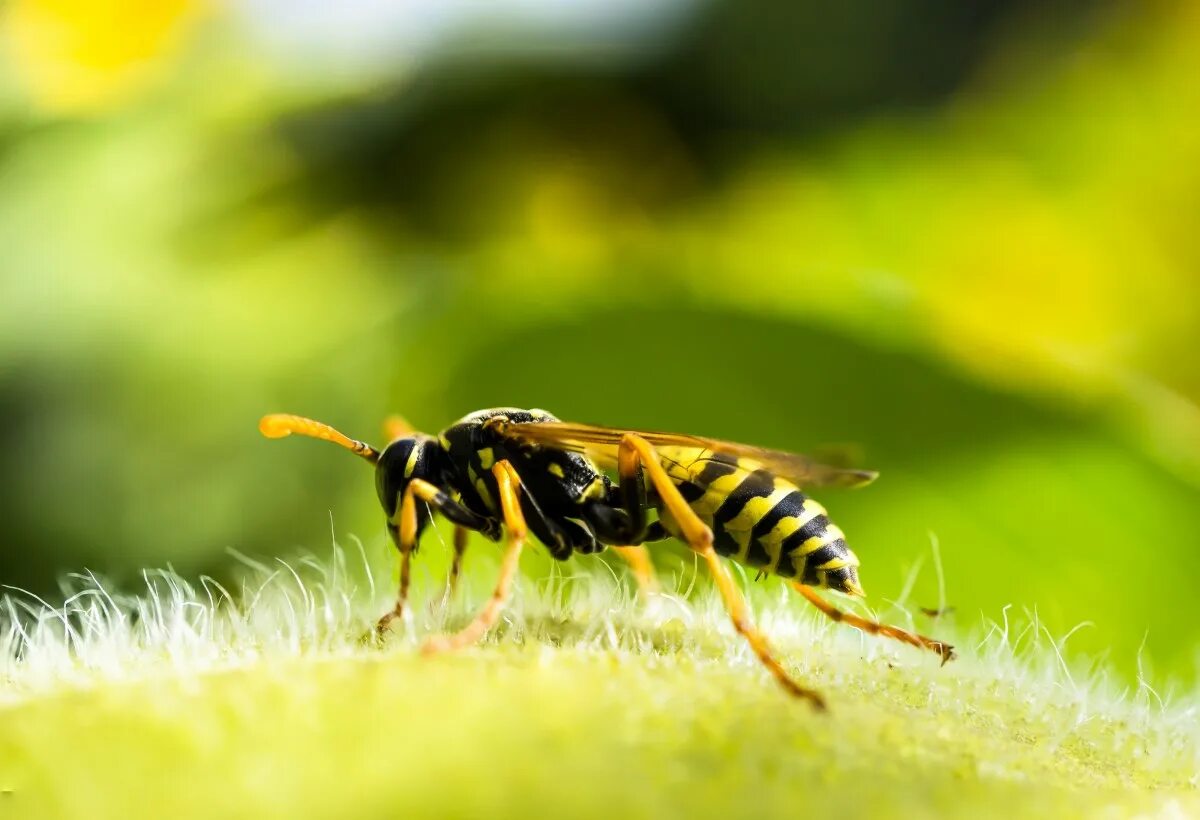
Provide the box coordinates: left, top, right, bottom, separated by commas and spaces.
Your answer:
375, 437, 425, 517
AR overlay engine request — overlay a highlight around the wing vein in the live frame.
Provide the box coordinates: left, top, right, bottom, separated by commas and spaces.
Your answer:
494, 420, 877, 489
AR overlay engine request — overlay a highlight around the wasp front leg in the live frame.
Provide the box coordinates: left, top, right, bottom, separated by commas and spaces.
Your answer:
375, 479, 495, 636
374, 522, 414, 636
616, 434, 827, 710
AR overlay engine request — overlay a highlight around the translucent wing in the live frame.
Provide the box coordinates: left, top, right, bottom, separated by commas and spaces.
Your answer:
496, 420, 877, 489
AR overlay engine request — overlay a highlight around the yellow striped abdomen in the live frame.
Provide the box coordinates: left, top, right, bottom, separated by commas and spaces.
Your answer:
655, 447, 863, 594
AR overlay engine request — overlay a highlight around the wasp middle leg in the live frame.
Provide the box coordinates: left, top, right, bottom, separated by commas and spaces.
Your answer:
616, 434, 827, 710
446, 525, 470, 599
422, 461, 527, 655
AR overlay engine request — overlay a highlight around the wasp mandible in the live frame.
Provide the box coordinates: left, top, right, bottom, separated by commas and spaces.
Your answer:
260, 407, 954, 710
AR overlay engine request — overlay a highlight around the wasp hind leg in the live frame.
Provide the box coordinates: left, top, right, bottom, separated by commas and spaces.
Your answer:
374, 480, 494, 638
791, 583, 955, 664
617, 434, 827, 710
422, 461, 527, 655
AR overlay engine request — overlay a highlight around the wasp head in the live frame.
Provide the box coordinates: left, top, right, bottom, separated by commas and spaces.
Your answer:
374, 435, 444, 522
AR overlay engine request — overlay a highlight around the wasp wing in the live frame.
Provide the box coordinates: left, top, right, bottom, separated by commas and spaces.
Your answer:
498, 421, 877, 489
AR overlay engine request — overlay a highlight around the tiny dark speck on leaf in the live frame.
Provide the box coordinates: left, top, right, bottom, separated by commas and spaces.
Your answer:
920, 606, 956, 618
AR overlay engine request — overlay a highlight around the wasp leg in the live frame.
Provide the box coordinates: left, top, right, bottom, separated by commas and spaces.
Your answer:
375, 479, 494, 636
383, 415, 414, 443
429, 525, 472, 616
617, 434, 827, 710
791, 582, 955, 664
447, 525, 470, 599
422, 461, 527, 655
375, 535, 411, 634
611, 545, 660, 595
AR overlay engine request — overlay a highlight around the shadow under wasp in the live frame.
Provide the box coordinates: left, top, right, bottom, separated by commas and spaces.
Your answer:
260, 407, 954, 710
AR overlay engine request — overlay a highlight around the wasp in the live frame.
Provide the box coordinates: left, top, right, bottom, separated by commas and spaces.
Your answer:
260, 408, 953, 709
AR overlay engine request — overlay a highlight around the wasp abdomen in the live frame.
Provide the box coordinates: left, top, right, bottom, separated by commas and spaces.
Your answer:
661, 447, 862, 595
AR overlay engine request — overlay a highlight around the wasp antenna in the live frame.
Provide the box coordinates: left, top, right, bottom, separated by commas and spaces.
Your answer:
259, 414, 380, 464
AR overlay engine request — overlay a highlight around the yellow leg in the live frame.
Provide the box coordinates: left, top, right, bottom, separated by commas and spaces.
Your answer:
619, 434, 827, 710
375, 478, 443, 635
428, 525, 472, 616
375, 540, 413, 633
611, 545, 660, 595
447, 525, 469, 598
422, 462, 527, 654
791, 583, 955, 664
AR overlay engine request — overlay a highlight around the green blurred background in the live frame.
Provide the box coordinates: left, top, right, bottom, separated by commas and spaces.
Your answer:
1, 0, 1198, 685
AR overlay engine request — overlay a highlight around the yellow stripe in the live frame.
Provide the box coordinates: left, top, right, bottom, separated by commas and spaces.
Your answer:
758, 494, 825, 557
815, 557, 851, 571
475, 479, 493, 509
468, 464, 494, 510
478, 447, 495, 470
760, 514, 804, 551
795, 498, 827, 528
723, 480, 793, 561
689, 472, 746, 520
403, 447, 420, 478
792, 524, 846, 557
582, 477, 606, 500
753, 494, 824, 570
660, 447, 754, 482
816, 547, 861, 573
548, 462, 565, 478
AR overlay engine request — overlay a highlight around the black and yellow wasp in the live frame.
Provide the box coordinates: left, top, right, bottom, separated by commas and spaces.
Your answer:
260, 407, 953, 709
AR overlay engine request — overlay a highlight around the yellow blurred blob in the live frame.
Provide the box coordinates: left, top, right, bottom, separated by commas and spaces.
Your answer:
919, 189, 1125, 397
526, 167, 609, 268
4, 0, 204, 114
